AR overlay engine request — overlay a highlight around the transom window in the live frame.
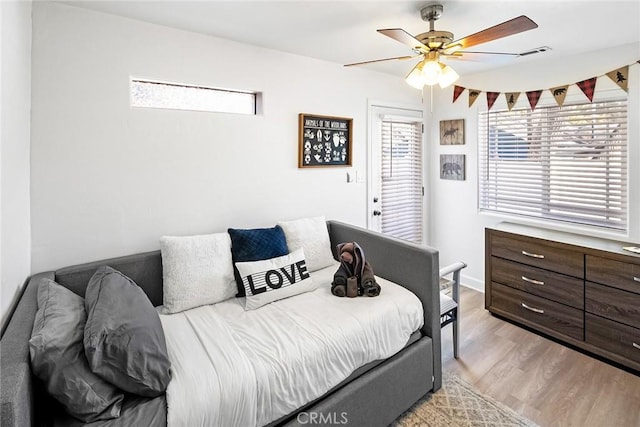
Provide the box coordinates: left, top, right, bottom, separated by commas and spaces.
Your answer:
479, 99, 628, 231
131, 79, 258, 115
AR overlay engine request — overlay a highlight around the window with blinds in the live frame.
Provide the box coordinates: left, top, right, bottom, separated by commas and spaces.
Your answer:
380, 119, 423, 243
479, 99, 628, 231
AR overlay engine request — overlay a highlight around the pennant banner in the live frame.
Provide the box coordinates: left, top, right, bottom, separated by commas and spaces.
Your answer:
448, 60, 638, 110
606, 66, 628, 92
505, 92, 520, 111
526, 90, 542, 111
486, 92, 500, 110
550, 85, 569, 106
577, 77, 597, 102
468, 89, 481, 107
453, 85, 465, 103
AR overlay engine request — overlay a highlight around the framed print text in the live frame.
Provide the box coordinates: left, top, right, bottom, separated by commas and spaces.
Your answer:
299, 114, 352, 167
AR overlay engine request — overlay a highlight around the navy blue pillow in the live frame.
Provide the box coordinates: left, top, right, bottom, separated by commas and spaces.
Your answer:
228, 225, 289, 296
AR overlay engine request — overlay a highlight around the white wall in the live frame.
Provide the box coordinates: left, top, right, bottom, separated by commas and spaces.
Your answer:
427, 43, 640, 291
1, 1, 32, 327
30, 2, 423, 272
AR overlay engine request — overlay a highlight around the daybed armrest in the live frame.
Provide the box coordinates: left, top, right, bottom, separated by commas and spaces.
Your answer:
1, 272, 53, 427
327, 220, 442, 390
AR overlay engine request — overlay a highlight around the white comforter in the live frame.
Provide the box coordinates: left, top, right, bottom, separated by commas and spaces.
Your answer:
159, 263, 424, 427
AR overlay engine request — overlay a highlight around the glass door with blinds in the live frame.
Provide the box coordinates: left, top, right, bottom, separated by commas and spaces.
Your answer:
370, 105, 424, 244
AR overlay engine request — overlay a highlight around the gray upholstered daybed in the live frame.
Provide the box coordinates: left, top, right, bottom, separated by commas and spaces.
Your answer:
1, 220, 442, 427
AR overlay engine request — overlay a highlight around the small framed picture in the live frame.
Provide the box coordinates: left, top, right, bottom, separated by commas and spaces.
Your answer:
440, 119, 465, 145
299, 113, 353, 168
440, 154, 465, 180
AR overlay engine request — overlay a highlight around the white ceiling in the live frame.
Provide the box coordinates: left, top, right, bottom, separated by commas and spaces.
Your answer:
60, 0, 640, 78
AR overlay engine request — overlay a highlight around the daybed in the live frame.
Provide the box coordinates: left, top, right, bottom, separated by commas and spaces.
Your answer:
1, 220, 442, 427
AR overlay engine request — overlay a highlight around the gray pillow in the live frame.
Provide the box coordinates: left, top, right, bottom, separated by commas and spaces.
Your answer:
84, 266, 171, 397
29, 279, 124, 422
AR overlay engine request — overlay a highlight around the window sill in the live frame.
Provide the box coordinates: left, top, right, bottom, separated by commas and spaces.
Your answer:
478, 209, 632, 242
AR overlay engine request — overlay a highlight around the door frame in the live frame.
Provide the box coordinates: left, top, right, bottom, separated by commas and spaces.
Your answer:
367, 99, 427, 241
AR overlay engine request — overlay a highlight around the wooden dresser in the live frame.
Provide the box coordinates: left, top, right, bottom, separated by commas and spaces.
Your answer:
486, 222, 640, 372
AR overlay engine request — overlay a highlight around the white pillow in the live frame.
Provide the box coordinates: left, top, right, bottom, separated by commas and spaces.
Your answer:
236, 248, 314, 310
160, 233, 235, 314
278, 216, 334, 272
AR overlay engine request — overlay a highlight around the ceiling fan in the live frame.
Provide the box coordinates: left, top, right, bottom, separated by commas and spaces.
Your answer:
345, 3, 538, 89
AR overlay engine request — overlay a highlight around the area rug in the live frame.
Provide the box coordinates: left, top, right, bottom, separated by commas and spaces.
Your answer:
392, 374, 539, 427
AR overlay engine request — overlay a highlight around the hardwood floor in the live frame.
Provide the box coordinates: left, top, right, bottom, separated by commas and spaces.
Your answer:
441, 286, 640, 427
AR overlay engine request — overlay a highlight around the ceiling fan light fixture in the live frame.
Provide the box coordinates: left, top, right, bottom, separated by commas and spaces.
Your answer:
438, 63, 459, 88
405, 58, 459, 89
421, 59, 442, 85
405, 61, 426, 89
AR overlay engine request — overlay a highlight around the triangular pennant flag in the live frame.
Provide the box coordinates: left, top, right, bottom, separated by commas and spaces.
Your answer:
550, 85, 569, 106
526, 90, 543, 111
606, 66, 629, 92
468, 89, 481, 107
576, 77, 597, 102
505, 92, 520, 111
486, 92, 500, 110
453, 85, 465, 103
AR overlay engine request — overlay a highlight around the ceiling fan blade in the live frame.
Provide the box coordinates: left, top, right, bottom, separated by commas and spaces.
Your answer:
446, 15, 537, 50
377, 28, 427, 51
344, 55, 417, 67
456, 50, 520, 56
443, 52, 517, 64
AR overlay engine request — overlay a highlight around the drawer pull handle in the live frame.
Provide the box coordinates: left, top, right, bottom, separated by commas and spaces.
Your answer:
634, 277, 640, 283
522, 250, 545, 259
633, 343, 640, 350
521, 303, 545, 314
522, 276, 545, 286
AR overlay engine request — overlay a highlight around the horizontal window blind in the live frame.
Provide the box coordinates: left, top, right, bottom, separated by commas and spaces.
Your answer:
479, 99, 628, 230
381, 119, 423, 243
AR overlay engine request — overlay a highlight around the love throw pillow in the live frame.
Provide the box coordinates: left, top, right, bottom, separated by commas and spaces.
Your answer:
235, 248, 314, 310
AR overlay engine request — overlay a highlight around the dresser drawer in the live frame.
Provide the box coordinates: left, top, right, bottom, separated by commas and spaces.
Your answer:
586, 313, 640, 368
491, 234, 584, 278
491, 256, 584, 309
586, 255, 640, 294
585, 281, 640, 329
491, 282, 584, 341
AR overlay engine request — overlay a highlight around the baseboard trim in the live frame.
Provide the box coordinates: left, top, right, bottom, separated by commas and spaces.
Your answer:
460, 274, 484, 293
